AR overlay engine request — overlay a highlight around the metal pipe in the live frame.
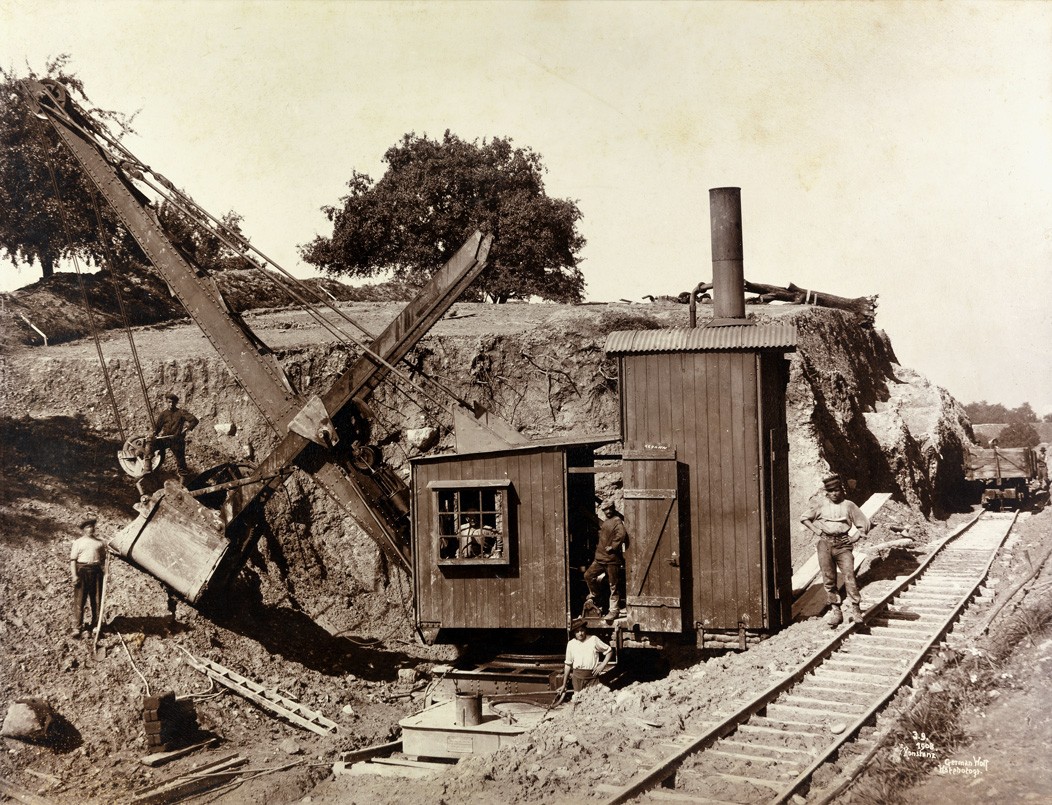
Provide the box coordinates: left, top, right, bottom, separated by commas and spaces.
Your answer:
709, 187, 746, 321
688, 280, 707, 328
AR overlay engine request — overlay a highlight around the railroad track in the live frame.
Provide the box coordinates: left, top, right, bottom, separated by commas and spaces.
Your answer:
602, 510, 1017, 805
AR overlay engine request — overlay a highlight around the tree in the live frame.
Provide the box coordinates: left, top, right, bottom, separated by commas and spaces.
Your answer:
964, 400, 1039, 425
157, 202, 257, 273
964, 400, 1010, 424
300, 131, 586, 303
1043, 412, 1052, 424
0, 57, 138, 281
996, 422, 1040, 448
1, 59, 252, 286
1006, 402, 1037, 424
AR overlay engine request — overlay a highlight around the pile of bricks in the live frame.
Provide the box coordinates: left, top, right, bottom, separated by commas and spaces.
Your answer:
143, 691, 197, 751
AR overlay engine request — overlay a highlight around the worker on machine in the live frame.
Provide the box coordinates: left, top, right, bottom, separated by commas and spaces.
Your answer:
583, 498, 628, 623
801, 472, 870, 627
69, 513, 106, 638
148, 393, 199, 484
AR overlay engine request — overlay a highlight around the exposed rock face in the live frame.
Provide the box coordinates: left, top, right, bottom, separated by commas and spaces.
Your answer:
0, 302, 971, 620
787, 308, 971, 519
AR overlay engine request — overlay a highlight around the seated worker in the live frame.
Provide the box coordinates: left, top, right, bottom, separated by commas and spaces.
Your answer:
456, 516, 503, 559
559, 618, 613, 693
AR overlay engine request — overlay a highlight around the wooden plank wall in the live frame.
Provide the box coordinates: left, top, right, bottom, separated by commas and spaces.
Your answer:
621, 351, 764, 629
412, 449, 568, 631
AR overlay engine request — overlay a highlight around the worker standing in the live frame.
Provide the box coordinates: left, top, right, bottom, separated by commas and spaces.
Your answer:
584, 498, 628, 622
149, 393, 199, 483
559, 619, 613, 693
70, 514, 106, 638
800, 473, 870, 627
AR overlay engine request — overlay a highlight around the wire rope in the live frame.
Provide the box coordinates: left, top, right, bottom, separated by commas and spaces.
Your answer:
40, 148, 126, 441
88, 188, 156, 430
30, 79, 487, 429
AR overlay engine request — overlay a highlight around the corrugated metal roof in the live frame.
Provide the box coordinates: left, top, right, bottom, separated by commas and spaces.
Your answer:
605, 324, 797, 354
412, 433, 620, 463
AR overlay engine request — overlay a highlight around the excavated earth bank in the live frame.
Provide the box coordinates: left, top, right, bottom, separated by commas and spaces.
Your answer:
0, 299, 979, 803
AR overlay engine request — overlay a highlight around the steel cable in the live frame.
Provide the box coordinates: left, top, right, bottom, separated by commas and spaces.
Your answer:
88, 188, 156, 430
40, 146, 126, 441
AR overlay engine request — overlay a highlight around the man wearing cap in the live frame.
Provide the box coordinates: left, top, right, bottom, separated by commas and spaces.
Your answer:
559, 619, 613, 693
70, 515, 106, 638
584, 499, 628, 622
149, 393, 199, 483
801, 473, 870, 627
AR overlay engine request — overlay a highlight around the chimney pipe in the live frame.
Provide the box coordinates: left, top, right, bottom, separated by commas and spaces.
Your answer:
709, 187, 747, 322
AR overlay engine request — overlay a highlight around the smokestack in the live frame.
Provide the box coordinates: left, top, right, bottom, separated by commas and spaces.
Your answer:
709, 187, 747, 322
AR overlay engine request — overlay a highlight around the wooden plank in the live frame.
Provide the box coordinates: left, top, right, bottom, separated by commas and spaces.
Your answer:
791, 492, 893, 596
715, 355, 732, 622
370, 757, 448, 769
129, 754, 247, 804
336, 761, 438, 779
0, 777, 55, 805
338, 740, 402, 764
742, 353, 763, 624
140, 737, 218, 767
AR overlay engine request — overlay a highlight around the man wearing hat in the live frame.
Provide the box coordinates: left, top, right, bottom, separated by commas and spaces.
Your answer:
584, 498, 628, 622
149, 393, 199, 483
69, 514, 106, 638
559, 618, 614, 694
801, 473, 870, 627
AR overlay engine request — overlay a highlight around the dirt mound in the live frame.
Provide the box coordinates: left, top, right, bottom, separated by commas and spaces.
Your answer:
0, 267, 413, 351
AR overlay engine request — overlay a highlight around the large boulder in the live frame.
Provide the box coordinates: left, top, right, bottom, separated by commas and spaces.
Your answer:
1, 697, 55, 742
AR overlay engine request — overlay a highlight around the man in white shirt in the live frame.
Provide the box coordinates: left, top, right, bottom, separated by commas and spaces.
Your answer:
69, 514, 106, 638
559, 619, 614, 693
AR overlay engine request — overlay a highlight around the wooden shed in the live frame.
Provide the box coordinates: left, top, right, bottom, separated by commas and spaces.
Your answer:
410, 437, 615, 643
605, 323, 796, 639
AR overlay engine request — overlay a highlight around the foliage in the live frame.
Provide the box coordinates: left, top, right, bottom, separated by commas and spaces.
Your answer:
300, 131, 586, 303
0, 56, 141, 281
157, 202, 256, 273
964, 400, 1039, 425
0, 57, 250, 286
995, 422, 1040, 448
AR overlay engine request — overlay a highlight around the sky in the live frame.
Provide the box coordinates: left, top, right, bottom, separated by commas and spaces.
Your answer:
1, 1, 1050, 413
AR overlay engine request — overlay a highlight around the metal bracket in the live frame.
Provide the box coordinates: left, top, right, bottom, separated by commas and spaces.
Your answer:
286, 395, 338, 447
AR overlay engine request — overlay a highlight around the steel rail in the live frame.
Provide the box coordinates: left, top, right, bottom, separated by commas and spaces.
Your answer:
601, 510, 1011, 805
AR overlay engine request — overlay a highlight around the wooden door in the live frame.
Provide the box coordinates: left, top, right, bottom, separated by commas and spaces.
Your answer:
622, 446, 683, 633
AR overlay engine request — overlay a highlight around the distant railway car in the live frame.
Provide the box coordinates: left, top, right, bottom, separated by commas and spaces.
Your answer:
966, 442, 1043, 509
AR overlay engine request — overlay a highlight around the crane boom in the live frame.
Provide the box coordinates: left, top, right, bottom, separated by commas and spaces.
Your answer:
24, 78, 493, 594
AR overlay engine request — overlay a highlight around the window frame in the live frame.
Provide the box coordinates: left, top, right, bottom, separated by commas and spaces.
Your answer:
428, 479, 512, 567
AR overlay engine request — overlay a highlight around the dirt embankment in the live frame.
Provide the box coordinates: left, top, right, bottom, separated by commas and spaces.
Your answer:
0, 301, 971, 627
0, 298, 974, 803
0, 266, 408, 352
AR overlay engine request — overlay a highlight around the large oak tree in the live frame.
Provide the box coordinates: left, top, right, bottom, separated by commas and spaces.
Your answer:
1, 59, 251, 285
300, 131, 586, 303
0, 58, 139, 281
